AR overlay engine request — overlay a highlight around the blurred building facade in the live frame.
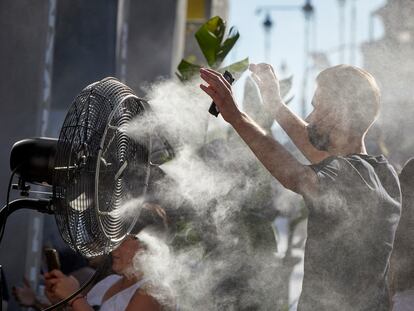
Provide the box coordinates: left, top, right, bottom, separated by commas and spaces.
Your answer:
0, 0, 227, 310
362, 0, 414, 167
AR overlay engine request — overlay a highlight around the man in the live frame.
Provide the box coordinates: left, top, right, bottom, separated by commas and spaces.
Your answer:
200, 64, 401, 310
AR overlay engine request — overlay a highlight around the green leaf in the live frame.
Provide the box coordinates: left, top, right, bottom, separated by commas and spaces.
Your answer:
195, 16, 225, 67
204, 16, 225, 43
176, 59, 201, 81
216, 26, 240, 64
218, 57, 249, 81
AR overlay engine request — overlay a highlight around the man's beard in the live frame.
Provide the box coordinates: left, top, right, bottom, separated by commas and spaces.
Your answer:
307, 125, 330, 152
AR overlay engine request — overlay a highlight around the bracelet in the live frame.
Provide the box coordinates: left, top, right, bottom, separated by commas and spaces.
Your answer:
69, 295, 85, 307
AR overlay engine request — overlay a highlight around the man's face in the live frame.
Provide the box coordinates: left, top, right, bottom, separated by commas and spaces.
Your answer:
111, 236, 143, 275
305, 87, 338, 152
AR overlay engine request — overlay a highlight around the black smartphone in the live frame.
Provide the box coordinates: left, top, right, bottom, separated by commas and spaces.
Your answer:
44, 248, 61, 271
209, 70, 235, 117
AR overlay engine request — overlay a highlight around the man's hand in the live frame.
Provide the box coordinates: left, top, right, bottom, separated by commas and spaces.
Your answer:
199, 68, 242, 125
44, 269, 80, 303
249, 63, 283, 112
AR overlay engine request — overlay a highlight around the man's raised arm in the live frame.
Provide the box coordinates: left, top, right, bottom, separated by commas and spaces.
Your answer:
249, 63, 329, 164
199, 68, 317, 196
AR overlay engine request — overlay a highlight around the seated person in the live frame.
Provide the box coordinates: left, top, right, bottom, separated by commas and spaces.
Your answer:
12, 248, 106, 310
45, 235, 163, 311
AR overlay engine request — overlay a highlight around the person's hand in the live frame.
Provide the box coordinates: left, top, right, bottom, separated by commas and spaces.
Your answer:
44, 270, 80, 303
12, 277, 36, 307
249, 63, 283, 110
199, 68, 242, 125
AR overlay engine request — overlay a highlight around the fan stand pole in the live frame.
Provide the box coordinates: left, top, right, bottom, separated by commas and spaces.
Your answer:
0, 264, 3, 311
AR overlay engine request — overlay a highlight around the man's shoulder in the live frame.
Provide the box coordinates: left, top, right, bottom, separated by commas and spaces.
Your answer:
308, 155, 346, 178
311, 154, 392, 172
309, 153, 399, 188
346, 154, 399, 184
346, 153, 389, 166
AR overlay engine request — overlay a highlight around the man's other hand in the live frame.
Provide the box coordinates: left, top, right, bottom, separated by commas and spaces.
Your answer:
249, 63, 283, 111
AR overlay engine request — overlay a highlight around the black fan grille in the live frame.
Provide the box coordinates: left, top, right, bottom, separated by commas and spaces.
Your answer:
53, 78, 150, 257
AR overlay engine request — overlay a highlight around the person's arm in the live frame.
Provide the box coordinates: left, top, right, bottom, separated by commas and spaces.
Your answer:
125, 290, 162, 311
200, 68, 318, 196
229, 111, 317, 194
249, 63, 329, 164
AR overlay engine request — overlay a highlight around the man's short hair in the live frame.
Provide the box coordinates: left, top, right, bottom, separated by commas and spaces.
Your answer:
316, 65, 380, 134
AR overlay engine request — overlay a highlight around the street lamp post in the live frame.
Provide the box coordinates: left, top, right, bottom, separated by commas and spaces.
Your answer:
256, 1, 315, 118
263, 13, 273, 62
350, 0, 357, 64
256, 4, 306, 62
301, 0, 315, 117
338, 0, 347, 64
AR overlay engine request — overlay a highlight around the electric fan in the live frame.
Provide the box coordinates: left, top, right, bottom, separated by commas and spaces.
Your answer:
1, 77, 152, 257
53, 77, 151, 257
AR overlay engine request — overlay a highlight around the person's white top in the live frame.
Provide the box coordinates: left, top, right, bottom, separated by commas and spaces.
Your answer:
392, 289, 414, 311
87, 274, 146, 311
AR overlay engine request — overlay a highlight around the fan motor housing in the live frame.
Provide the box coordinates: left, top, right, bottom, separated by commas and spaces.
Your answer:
10, 137, 57, 185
